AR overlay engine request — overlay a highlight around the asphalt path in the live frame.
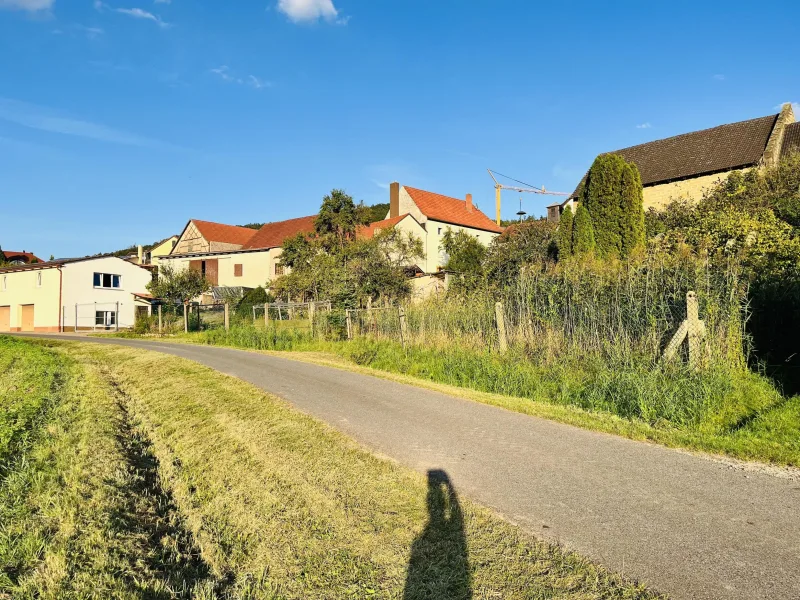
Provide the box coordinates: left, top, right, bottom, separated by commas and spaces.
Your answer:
15, 334, 800, 599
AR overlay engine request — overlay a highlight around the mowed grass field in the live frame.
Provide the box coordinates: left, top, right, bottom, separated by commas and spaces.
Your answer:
0, 336, 661, 599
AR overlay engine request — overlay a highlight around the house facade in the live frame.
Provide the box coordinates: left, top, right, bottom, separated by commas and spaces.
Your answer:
160, 216, 316, 302
551, 103, 798, 221
0, 256, 152, 332
387, 182, 503, 273
173, 219, 258, 254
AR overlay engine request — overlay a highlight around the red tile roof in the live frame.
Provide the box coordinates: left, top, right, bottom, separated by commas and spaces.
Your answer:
2, 250, 42, 264
242, 215, 318, 250
192, 219, 257, 247
403, 186, 503, 233
357, 214, 411, 238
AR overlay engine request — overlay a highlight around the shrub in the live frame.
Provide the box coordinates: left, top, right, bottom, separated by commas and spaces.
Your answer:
557, 206, 573, 257
572, 203, 596, 255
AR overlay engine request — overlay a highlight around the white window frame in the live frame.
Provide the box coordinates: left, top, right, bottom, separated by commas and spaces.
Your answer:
95, 310, 117, 327
93, 272, 123, 290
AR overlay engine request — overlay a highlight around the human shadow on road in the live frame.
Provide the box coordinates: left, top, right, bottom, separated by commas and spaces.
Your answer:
403, 469, 472, 600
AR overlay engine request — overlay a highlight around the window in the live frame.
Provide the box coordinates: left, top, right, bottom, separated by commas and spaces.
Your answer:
95, 311, 117, 327
234, 264, 243, 277
94, 273, 122, 289
438, 227, 442, 235
274, 264, 285, 276
36, 272, 42, 288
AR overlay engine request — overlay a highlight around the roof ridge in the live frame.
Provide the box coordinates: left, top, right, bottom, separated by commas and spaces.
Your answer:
611, 113, 778, 155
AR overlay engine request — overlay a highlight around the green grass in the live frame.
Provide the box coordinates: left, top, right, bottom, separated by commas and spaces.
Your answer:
0, 336, 661, 598
141, 326, 800, 467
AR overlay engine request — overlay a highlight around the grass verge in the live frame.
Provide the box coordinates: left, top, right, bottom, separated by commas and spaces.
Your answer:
111, 327, 800, 467
2, 336, 662, 598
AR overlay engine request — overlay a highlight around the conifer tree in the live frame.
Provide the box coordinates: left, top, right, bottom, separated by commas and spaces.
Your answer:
557, 205, 574, 258
619, 161, 645, 256
572, 203, 596, 255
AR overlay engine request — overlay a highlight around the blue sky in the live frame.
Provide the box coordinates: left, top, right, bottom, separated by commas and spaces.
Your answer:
1, 0, 798, 258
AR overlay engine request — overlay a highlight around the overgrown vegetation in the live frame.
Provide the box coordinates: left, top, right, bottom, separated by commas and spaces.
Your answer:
0, 337, 660, 598
143, 156, 800, 467
272, 189, 423, 307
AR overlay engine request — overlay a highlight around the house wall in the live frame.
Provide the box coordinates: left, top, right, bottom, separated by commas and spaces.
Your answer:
61, 257, 153, 330
149, 236, 178, 265
161, 248, 282, 292
642, 170, 744, 210
424, 220, 498, 273
0, 268, 62, 332
174, 222, 209, 254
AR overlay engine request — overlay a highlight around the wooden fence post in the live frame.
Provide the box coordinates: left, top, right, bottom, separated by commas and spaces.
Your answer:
115, 301, 119, 332
158, 304, 162, 334
346, 310, 353, 340
398, 306, 408, 349
224, 302, 230, 332
662, 291, 706, 369
495, 302, 508, 353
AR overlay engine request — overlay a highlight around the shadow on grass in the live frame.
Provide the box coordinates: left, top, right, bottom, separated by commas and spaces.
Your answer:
404, 469, 471, 600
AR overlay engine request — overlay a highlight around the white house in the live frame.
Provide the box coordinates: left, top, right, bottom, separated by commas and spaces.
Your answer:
387, 182, 504, 273
0, 256, 153, 332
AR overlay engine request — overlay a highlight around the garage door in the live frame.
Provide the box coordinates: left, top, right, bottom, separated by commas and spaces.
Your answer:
21, 305, 34, 332
0, 306, 9, 332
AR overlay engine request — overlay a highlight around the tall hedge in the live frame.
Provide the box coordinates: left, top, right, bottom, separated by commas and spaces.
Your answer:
557, 205, 574, 257
573, 203, 595, 254
581, 154, 644, 258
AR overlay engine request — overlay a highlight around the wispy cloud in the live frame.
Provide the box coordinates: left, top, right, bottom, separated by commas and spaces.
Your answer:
0, 0, 53, 11
154, 0, 170, 3
210, 66, 271, 90
636, 122, 652, 129
0, 97, 182, 150
95, 2, 169, 27
277, 0, 347, 24
713, 74, 725, 81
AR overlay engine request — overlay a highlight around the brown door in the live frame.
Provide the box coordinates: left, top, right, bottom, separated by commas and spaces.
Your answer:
21, 305, 34, 332
0, 306, 9, 332
204, 259, 219, 286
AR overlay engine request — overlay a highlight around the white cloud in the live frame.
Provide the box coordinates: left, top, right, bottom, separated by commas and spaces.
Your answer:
277, 0, 339, 22
0, 0, 53, 11
713, 74, 725, 81
636, 122, 652, 129
94, 2, 169, 27
0, 97, 180, 150
116, 7, 168, 27
153, 0, 170, 3
211, 67, 271, 90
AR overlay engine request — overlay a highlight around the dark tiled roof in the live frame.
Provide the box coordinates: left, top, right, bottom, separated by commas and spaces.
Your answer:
570, 113, 779, 198
242, 215, 317, 250
781, 122, 800, 159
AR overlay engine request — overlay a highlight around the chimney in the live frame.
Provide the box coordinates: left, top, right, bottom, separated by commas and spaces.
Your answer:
390, 181, 400, 218
763, 102, 797, 167
137, 245, 144, 264
466, 193, 473, 212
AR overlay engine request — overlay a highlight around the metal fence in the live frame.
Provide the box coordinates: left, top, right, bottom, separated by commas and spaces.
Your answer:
65, 301, 128, 332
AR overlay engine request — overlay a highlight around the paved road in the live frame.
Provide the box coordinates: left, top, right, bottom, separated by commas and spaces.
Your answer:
18, 334, 800, 599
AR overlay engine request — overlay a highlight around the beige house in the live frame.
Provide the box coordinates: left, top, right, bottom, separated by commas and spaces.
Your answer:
387, 182, 503, 273
0, 256, 152, 332
160, 216, 316, 302
551, 103, 797, 221
136, 235, 179, 266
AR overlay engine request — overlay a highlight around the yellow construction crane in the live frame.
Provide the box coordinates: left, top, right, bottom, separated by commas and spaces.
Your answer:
488, 169, 569, 225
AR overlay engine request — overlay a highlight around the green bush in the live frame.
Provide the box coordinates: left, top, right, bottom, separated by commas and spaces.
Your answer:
557, 205, 573, 257
572, 203, 595, 255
